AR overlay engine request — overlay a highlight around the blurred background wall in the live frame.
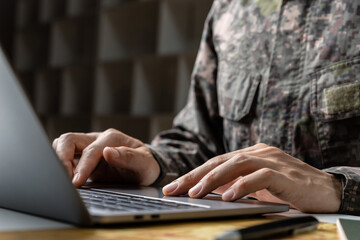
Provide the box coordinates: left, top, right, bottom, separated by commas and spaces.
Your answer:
1, 0, 213, 142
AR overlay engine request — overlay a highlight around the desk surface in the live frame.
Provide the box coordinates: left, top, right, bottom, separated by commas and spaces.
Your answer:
0, 208, 347, 240
0, 217, 338, 240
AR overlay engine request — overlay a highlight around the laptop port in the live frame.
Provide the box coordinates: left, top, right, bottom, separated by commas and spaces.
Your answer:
134, 215, 143, 220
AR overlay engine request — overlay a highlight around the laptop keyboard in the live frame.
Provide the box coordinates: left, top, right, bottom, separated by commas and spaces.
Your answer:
78, 189, 207, 212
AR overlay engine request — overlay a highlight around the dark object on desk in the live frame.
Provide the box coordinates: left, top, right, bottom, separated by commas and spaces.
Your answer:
216, 216, 319, 240
337, 218, 360, 240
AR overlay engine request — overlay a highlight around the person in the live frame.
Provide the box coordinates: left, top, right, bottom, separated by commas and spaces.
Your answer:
53, 0, 360, 215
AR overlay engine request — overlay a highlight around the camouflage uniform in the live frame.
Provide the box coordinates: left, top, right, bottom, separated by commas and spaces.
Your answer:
148, 0, 360, 215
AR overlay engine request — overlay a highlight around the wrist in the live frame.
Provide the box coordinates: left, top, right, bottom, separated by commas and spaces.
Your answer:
330, 173, 343, 213
140, 146, 161, 186
145, 144, 169, 186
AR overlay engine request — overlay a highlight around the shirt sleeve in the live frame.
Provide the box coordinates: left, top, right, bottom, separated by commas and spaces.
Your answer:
148, 2, 225, 186
324, 167, 360, 215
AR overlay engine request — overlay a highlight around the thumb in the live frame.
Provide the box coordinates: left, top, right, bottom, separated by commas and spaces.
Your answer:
103, 146, 160, 186
103, 146, 134, 166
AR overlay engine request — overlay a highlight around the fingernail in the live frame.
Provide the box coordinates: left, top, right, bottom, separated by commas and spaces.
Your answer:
189, 183, 202, 197
222, 189, 235, 201
163, 182, 178, 194
72, 172, 80, 184
106, 147, 120, 158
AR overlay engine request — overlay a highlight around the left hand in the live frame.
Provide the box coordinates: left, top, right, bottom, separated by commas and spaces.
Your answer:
162, 143, 342, 213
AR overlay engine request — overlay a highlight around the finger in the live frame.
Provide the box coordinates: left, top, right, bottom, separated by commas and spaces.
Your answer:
103, 147, 141, 184
104, 146, 160, 186
53, 137, 75, 174
162, 160, 224, 196
162, 144, 268, 196
187, 154, 274, 198
73, 142, 105, 187
54, 133, 95, 177
221, 168, 287, 202
88, 157, 140, 185
103, 146, 138, 169
73, 130, 147, 187
72, 131, 121, 186
52, 138, 59, 150
212, 177, 242, 195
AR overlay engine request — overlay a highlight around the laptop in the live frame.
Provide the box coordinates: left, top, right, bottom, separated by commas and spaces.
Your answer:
0, 47, 289, 226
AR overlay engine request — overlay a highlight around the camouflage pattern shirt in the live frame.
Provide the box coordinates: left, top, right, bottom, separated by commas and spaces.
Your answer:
148, 0, 360, 215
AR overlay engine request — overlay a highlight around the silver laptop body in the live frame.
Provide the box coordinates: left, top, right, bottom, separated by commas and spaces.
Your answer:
0, 47, 289, 226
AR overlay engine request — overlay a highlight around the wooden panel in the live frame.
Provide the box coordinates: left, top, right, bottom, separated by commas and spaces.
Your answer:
94, 61, 133, 114
131, 55, 177, 115
39, 0, 66, 23
34, 69, 61, 115
60, 66, 94, 115
50, 16, 97, 67
98, 1, 158, 61
14, 27, 49, 71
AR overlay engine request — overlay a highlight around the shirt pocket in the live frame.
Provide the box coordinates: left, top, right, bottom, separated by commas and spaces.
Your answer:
217, 69, 261, 121
310, 57, 360, 167
217, 68, 261, 152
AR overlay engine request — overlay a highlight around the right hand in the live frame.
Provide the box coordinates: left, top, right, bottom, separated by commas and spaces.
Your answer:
52, 128, 160, 187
